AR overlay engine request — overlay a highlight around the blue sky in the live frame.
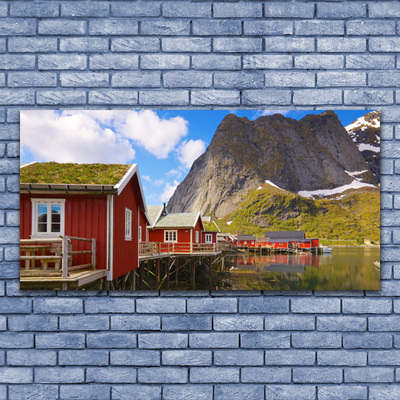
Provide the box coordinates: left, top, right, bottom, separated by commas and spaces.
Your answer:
20, 109, 374, 205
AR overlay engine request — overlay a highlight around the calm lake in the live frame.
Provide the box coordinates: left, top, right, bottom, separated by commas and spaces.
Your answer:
215, 247, 380, 291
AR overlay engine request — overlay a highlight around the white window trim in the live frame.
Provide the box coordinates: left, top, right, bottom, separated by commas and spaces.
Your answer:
165, 230, 178, 243
125, 208, 132, 241
31, 198, 65, 239
195, 231, 200, 243
139, 226, 142, 243
205, 233, 213, 244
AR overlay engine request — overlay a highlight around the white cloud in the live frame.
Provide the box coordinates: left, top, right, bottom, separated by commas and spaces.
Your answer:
160, 180, 179, 203
167, 169, 182, 177
20, 110, 135, 164
154, 179, 165, 187
120, 110, 188, 159
177, 139, 206, 169
142, 175, 151, 182
252, 110, 291, 119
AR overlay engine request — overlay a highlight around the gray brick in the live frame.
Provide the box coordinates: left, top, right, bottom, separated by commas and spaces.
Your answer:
293, 367, 342, 383
318, 386, 368, 400
162, 38, 211, 53
318, 350, 366, 366
191, 90, 240, 106
381, 125, 394, 140
60, 385, 111, 400
370, 38, 400, 52
242, 367, 291, 383
38, 55, 87, 70
239, 297, 289, 313
292, 298, 340, 314
264, 2, 314, 18
37, 90, 86, 105
139, 333, 187, 349
193, 20, 241, 36
214, 315, 263, 331
7, 349, 56, 366
214, 349, 263, 366
8, 315, 57, 331
369, 71, 400, 87
163, 71, 211, 88
111, 315, 160, 330
369, 350, 400, 365
138, 367, 187, 383
39, 20, 86, 35
346, 55, 395, 69
265, 350, 315, 365
241, 332, 290, 349
163, 2, 210, 18
343, 299, 391, 314
295, 55, 344, 69
60, 38, 108, 53
347, 20, 395, 36
85, 298, 135, 313
162, 315, 211, 331
265, 315, 314, 331
34, 298, 82, 314
344, 89, 393, 105
140, 90, 188, 105
371, 386, 400, 400
189, 332, 239, 348
112, 38, 160, 52
294, 89, 342, 105
295, 20, 344, 35
35, 367, 84, 383
317, 316, 366, 331
62, 2, 110, 17
0, 367, 33, 383
86, 367, 136, 383
318, 71, 366, 87
317, 3, 366, 18
90, 54, 138, 70
369, 316, 400, 331
345, 367, 393, 383
215, 385, 264, 400
214, 3, 262, 18
266, 72, 315, 88
9, 385, 59, 400
0, 333, 33, 348
292, 333, 341, 349
0, 297, 31, 314
11, 2, 59, 17
192, 55, 241, 70
214, 38, 262, 53
90, 19, 138, 35
0, 55, 35, 70
163, 385, 212, 400
36, 333, 85, 349
141, 55, 189, 70
0, 19, 36, 35
112, 385, 161, 400
112, 2, 159, 17
242, 89, 291, 105
87, 332, 137, 348
60, 315, 109, 331
0, 3, 7, 17
370, 2, 400, 18
187, 298, 237, 313
318, 38, 367, 53
110, 350, 159, 366
265, 386, 316, 400
244, 21, 293, 36
141, 20, 189, 36
8, 72, 57, 88
59, 350, 109, 366
60, 73, 109, 87
9, 37, 57, 53
162, 350, 211, 366
343, 333, 392, 349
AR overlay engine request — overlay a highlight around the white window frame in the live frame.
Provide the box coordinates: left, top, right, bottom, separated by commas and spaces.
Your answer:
195, 230, 199, 243
165, 230, 177, 243
139, 226, 142, 243
125, 208, 132, 241
205, 233, 213, 244
31, 198, 65, 239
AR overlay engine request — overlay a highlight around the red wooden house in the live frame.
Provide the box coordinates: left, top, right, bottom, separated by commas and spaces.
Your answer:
235, 235, 257, 247
202, 220, 220, 244
147, 204, 205, 253
20, 162, 149, 285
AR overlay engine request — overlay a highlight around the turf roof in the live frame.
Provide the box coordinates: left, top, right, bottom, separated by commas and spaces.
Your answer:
203, 221, 220, 232
20, 162, 132, 185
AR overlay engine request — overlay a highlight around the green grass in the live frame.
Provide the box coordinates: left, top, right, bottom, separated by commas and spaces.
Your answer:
216, 184, 380, 242
21, 162, 131, 185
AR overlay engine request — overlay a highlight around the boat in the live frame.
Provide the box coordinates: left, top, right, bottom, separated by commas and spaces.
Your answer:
321, 246, 332, 254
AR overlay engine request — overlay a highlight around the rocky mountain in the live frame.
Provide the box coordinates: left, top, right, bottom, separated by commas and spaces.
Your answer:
168, 111, 375, 218
345, 111, 380, 184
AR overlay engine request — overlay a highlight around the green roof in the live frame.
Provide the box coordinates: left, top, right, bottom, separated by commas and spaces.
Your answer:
203, 221, 220, 232
20, 162, 131, 185
155, 212, 201, 229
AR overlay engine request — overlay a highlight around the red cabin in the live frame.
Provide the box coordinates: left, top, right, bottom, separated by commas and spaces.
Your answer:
147, 205, 205, 253
235, 235, 257, 247
20, 162, 149, 286
202, 220, 220, 244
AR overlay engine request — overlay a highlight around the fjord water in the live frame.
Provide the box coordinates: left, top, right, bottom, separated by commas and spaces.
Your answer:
219, 247, 380, 291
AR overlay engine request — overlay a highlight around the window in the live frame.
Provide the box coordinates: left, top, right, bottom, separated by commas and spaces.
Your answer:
165, 230, 177, 242
205, 234, 213, 244
31, 199, 65, 238
139, 226, 142, 242
195, 231, 199, 243
125, 208, 132, 241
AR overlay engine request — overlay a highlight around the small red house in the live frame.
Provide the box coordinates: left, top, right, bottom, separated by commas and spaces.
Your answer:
20, 162, 149, 283
202, 220, 220, 244
235, 235, 257, 247
147, 204, 205, 252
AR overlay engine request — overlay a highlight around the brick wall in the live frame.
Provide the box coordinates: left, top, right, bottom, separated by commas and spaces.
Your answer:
1, 1, 399, 399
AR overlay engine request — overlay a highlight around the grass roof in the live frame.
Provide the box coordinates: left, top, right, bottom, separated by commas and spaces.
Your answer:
20, 162, 132, 185
203, 221, 220, 232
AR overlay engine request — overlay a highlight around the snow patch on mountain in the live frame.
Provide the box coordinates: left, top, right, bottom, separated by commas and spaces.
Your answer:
265, 180, 285, 191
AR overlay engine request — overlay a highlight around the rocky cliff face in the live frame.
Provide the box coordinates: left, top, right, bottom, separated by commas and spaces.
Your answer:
168, 111, 372, 217
345, 111, 380, 184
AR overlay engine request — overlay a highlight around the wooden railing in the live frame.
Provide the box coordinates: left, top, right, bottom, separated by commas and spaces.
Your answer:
20, 236, 96, 279
139, 242, 226, 258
